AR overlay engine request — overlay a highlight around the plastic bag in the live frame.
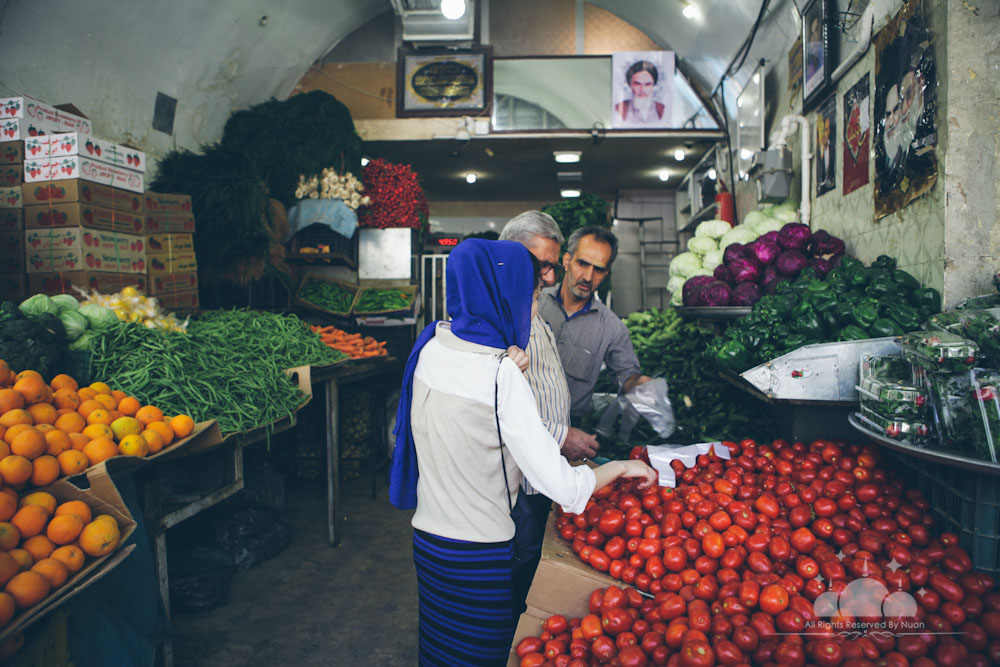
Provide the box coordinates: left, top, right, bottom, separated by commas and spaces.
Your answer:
597, 378, 675, 442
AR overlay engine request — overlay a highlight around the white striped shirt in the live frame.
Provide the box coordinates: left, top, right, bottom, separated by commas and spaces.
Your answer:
522, 313, 572, 495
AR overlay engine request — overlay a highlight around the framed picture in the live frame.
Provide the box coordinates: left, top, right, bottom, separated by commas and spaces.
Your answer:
611, 51, 675, 129
397, 47, 492, 118
801, 0, 832, 111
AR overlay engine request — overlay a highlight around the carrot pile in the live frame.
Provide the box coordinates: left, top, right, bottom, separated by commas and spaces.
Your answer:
309, 325, 388, 359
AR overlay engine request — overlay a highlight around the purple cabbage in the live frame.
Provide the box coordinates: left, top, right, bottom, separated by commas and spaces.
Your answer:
760, 231, 780, 244
777, 223, 813, 251
808, 257, 833, 279
696, 280, 733, 307
731, 282, 762, 306
722, 243, 747, 265
830, 253, 845, 268
762, 267, 794, 295
682, 275, 716, 306
748, 239, 781, 266
809, 229, 846, 257
776, 249, 809, 277
727, 256, 762, 284
713, 263, 731, 284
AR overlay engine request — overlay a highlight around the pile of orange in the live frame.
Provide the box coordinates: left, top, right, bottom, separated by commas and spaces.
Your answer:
0, 490, 122, 624
0, 359, 196, 491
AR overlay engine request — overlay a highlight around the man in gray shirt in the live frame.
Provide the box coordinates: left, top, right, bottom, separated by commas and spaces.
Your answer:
539, 225, 651, 426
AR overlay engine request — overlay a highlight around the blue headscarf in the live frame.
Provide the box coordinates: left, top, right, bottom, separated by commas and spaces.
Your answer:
389, 239, 535, 509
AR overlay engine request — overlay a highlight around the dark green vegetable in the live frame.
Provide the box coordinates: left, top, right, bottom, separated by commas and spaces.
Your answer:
870, 318, 905, 337
715, 340, 751, 372
893, 269, 921, 292
354, 289, 413, 313
851, 299, 880, 330
791, 302, 824, 339
0, 303, 68, 377
838, 325, 871, 341
298, 278, 355, 314
886, 303, 923, 330
913, 287, 942, 313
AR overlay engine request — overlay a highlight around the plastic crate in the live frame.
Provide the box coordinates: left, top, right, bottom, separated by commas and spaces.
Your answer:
887, 451, 1000, 573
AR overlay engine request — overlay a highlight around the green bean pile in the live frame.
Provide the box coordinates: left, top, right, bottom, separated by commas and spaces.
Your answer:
354, 288, 412, 313
298, 278, 355, 313
89, 310, 348, 434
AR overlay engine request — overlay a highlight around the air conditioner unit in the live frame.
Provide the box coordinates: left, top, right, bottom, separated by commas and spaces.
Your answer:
390, 0, 476, 43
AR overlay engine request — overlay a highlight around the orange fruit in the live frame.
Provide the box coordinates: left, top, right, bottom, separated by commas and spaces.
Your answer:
0, 494, 14, 522
79, 518, 120, 557
81, 423, 113, 441
85, 409, 112, 426
10, 428, 46, 460
29, 456, 60, 487
0, 456, 32, 488
94, 394, 118, 411
0, 410, 31, 429
54, 411, 86, 434
117, 396, 141, 417
20, 535, 54, 562
0, 362, 7, 383
55, 501, 92, 525
18, 492, 56, 516
76, 387, 97, 401
2, 423, 32, 445
170, 415, 195, 439
117, 434, 148, 458
43, 429, 71, 457
146, 421, 174, 447
52, 389, 80, 411
0, 553, 17, 587
57, 450, 88, 476
82, 438, 118, 466
0, 523, 19, 551
0, 426, 4, 443
107, 410, 122, 423
109, 417, 141, 441
0, 442, 8, 461
140, 429, 164, 455
135, 405, 164, 427
25, 403, 56, 426
30, 558, 67, 589
46, 514, 83, 545
33, 423, 53, 434
50, 545, 84, 575
13, 371, 42, 383
48, 374, 78, 392
10, 505, 48, 539
88, 382, 111, 395
76, 399, 102, 419
66, 433, 89, 452
0, 389, 24, 413
12, 376, 47, 405
110, 389, 126, 402
0, 488, 14, 506
4, 570, 50, 609
8, 549, 31, 572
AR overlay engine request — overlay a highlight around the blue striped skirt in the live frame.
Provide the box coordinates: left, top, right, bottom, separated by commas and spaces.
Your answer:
412, 529, 516, 666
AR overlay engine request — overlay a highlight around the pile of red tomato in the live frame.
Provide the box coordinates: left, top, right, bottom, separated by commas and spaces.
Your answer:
515, 438, 1000, 666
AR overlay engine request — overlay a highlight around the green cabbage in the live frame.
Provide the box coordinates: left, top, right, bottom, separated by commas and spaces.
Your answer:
702, 249, 724, 270
78, 304, 119, 330
68, 331, 96, 351
50, 294, 80, 313
667, 274, 686, 294
694, 219, 732, 240
669, 252, 703, 278
743, 210, 768, 230
719, 225, 759, 249
59, 310, 89, 342
771, 203, 799, 223
687, 236, 718, 255
19, 294, 59, 317
753, 218, 785, 235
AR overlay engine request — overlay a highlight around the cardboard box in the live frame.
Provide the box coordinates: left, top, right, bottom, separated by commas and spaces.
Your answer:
87, 420, 222, 477
155, 289, 200, 311
25, 228, 147, 274
0, 208, 22, 231
148, 271, 198, 295
23, 202, 143, 233
0, 466, 136, 644
0, 141, 23, 165
28, 270, 147, 296
0, 164, 20, 187
0, 98, 23, 118
24, 133, 146, 172
21, 179, 144, 212
0, 186, 21, 208
144, 192, 195, 233
0, 233, 23, 272
24, 156, 144, 194
146, 232, 194, 256
147, 252, 197, 274
0, 96, 91, 139
0, 273, 26, 301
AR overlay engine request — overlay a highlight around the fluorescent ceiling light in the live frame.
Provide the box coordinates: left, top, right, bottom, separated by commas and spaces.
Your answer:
658, 169, 670, 182
560, 189, 581, 198
707, 168, 717, 180
682, 3, 699, 20
740, 149, 754, 160
553, 151, 581, 163
440, 0, 466, 20
673, 149, 685, 161
465, 172, 477, 184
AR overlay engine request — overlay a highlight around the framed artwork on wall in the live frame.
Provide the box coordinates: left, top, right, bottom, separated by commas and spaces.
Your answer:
801, 0, 833, 111
397, 47, 492, 118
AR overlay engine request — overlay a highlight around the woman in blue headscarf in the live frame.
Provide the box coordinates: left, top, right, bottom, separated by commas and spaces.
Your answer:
390, 239, 656, 666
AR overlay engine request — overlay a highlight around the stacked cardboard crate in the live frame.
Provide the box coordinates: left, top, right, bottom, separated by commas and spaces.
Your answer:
0, 137, 25, 300
144, 192, 198, 309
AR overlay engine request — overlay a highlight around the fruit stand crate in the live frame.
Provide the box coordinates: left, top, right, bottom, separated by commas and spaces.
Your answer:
295, 273, 360, 317
885, 449, 1000, 573
352, 284, 419, 318
286, 225, 358, 269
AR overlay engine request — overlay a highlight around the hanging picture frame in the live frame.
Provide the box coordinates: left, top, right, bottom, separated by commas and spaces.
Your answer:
801, 0, 833, 111
397, 47, 492, 118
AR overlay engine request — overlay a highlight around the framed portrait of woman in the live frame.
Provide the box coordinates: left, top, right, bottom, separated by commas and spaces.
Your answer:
801, 0, 833, 111
611, 51, 674, 129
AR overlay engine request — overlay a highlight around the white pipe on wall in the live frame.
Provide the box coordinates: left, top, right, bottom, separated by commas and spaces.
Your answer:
831, 3, 875, 83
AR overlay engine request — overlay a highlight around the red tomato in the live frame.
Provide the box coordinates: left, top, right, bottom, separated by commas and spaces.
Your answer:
759, 583, 790, 615
544, 614, 569, 635
516, 636, 544, 658
617, 645, 648, 667
811, 638, 843, 667
598, 509, 626, 536
590, 635, 617, 662
680, 640, 714, 667
702, 531, 725, 559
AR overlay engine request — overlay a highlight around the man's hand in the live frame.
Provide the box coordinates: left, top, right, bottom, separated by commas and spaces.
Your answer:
561, 427, 599, 461
506, 345, 529, 372
622, 374, 653, 393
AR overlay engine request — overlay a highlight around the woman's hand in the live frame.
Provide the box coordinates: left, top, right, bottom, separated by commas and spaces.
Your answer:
506, 346, 529, 372
593, 459, 658, 492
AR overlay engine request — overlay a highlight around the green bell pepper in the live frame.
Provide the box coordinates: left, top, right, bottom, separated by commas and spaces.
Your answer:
846, 266, 871, 289
808, 291, 838, 315
893, 269, 921, 292
873, 255, 897, 271
913, 287, 942, 314
819, 308, 840, 333
867, 273, 900, 300
716, 340, 751, 372
851, 299, 880, 329
792, 302, 825, 338
840, 256, 864, 274
834, 301, 856, 324
870, 318, 905, 337
887, 302, 923, 330
839, 325, 871, 341
784, 333, 809, 350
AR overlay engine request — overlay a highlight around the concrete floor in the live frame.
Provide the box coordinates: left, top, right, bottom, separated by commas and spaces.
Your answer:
170, 474, 419, 666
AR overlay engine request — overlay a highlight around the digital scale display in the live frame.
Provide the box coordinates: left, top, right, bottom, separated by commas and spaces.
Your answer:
423, 234, 463, 252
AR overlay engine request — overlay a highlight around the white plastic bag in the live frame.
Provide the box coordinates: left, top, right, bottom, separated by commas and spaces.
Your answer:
596, 378, 675, 442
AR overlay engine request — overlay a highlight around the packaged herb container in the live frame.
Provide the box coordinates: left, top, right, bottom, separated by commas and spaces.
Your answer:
858, 354, 912, 382
901, 331, 979, 373
856, 406, 932, 445
970, 369, 1000, 463
857, 376, 928, 420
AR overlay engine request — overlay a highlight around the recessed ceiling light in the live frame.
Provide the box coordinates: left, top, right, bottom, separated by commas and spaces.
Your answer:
674, 149, 685, 161
658, 169, 670, 181
465, 172, 477, 184
554, 151, 582, 163
560, 189, 581, 198
682, 3, 699, 20
440, 0, 466, 20
360, 157, 369, 166
740, 149, 754, 160
707, 168, 717, 180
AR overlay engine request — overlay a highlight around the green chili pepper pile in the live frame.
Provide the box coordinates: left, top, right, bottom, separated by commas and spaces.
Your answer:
298, 277, 355, 314
708, 255, 942, 373
354, 288, 412, 313
89, 310, 348, 434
